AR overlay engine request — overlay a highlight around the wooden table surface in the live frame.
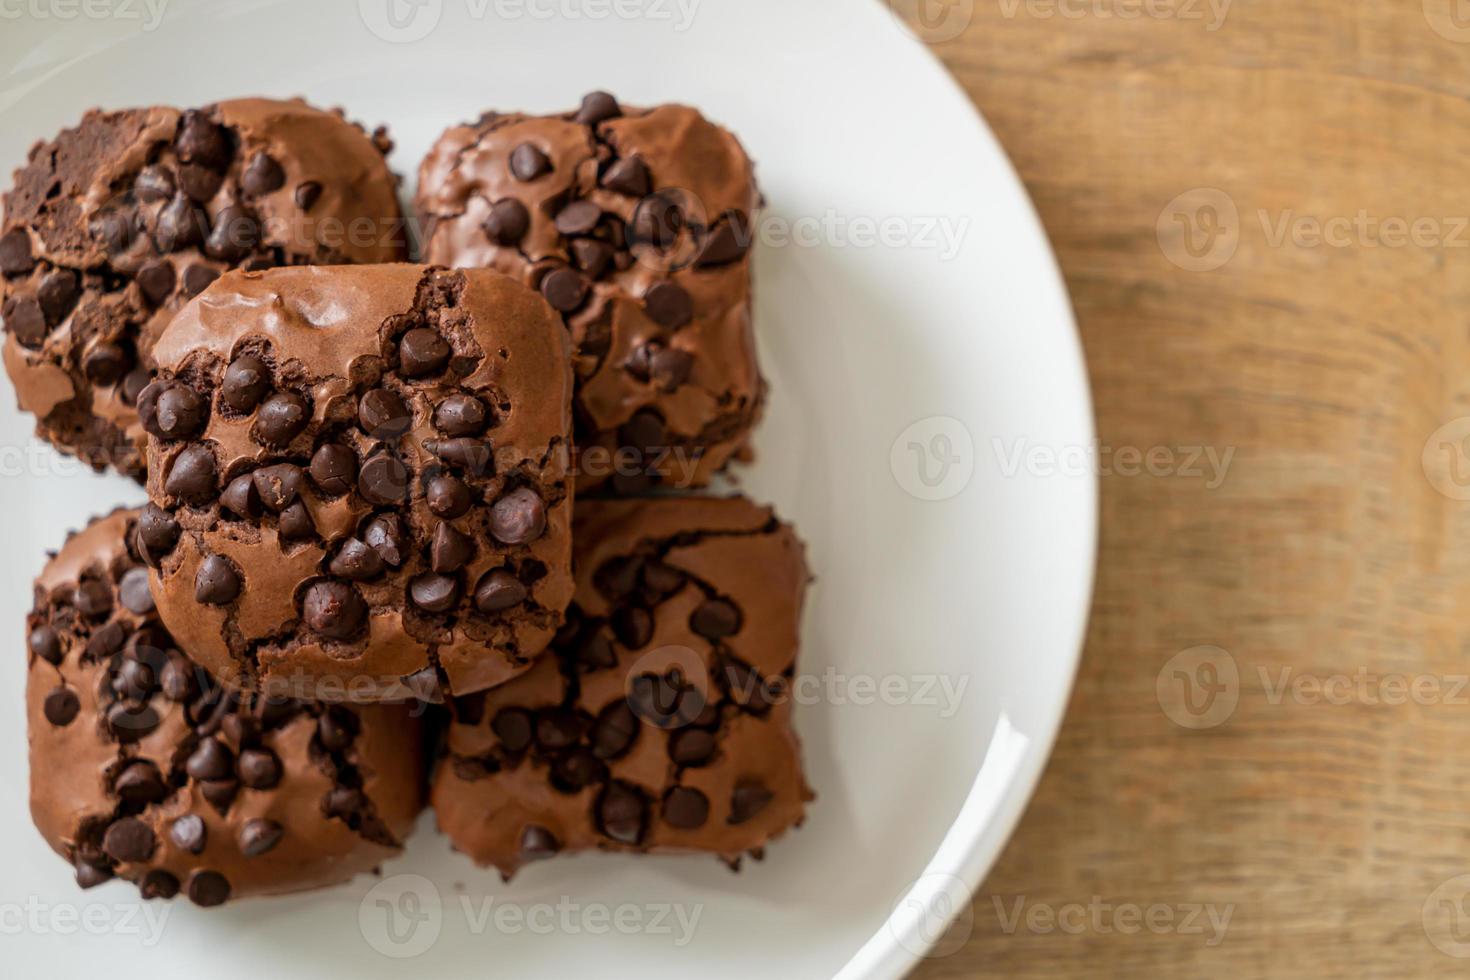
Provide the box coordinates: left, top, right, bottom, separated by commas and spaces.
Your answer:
898, 1, 1470, 976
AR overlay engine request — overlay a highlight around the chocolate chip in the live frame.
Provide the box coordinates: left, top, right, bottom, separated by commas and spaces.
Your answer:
238, 748, 281, 789
170, 814, 207, 854
303, 581, 367, 640
473, 569, 527, 613
669, 728, 717, 766
178, 162, 224, 203
137, 261, 177, 306
205, 206, 260, 262
644, 281, 693, 328
118, 567, 154, 614
536, 708, 584, 749
238, 818, 283, 857
165, 445, 218, 505
570, 238, 614, 279
105, 701, 160, 742
630, 193, 682, 250
182, 263, 220, 297
29, 625, 62, 664
555, 201, 602, 236
611, 606, 653, 650
219, 354, 269, 413
187, 738, 234, 780
426, 474, 473, 519
728, 780, 773, 825
0, 228, 33, 275
597, 781, 647, 845
155, 194, 208, 252
137, 505, 181, 560
143, 382, 207, 439
111, 658, 155, 701
317, 706, 360, 752
202, 778, 240, 811
242, 152, 285, 196
489, 487, 546, 545
103, 817, 156, 863
120, 368, 151, 406
492, 708, 534, 752
294, 181, 322, 210
187, 870, 231, 907
359, 454, 409, 505
133, 165, 175, 202
483, 198, 530, 245
43, 688, 79, 726
5, 296, 47, 348
519, 825, 560, 860
75, 860, 112, 890
601, 157, 651, 197
575, 631, 616, 670
220, 473, 260, 519
278, 501, 316, 541
641, 561, 685, 596
358, 388, 411, 439
140, 870, 180, 900
37, 270, 80, 324
90, 621, 128, 662
697, 214, 751, 267
409, 573, 461, 613
425, 438, 493, 475
195, 555, 240, 604
540, 267, 588, 313
252, 463, 304, 512
433, 394, 487, 436
649, 346, 693, 391
176, 109, 231, 169
692, 598, 741, 639
574, 91, 622, 125
552, 748, 607, 792
591, 701, 639, 760
74, 579, 111, 620
398, 666, 440, 704
620, 409, 666, 452
324, 786, 368, 821
254, 391, 310, 447
509, 142, 552, 182
114, 760, 168, 804
82, 341, 128, 385
399, 327, 452, 378
89, 208, 134, 253
307, 444, 357, 496
431, 522, 474, 573
663, 787, 710, 829
330, 538, 385, 580
363, 514, 406, 566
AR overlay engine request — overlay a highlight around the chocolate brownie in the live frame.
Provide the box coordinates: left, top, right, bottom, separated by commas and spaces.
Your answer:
433, 495, 811, 877
138, 264, 574, 703
26, 509, 426, 905
416, 93, 763, 494
1, 98, 408, 480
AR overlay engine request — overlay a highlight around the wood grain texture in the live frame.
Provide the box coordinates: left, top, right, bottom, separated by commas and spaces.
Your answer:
901, 1, 1470, 976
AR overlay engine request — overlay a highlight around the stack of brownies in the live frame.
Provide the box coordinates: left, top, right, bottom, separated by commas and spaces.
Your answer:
4, 93, 811, 905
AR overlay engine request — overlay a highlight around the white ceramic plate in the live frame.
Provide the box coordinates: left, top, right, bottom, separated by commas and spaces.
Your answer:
0, 1, 1095, 977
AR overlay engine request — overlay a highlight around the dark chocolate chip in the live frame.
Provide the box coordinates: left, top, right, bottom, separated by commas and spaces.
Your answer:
155, 194, 208, 252
329, 538, 385, 581
535, 708, 584, 749
252, 462, 305, 512
241, 152, 286, 196
82, 341, 128, 385
5, 296, 47, 348
399, 327, 451, 377
220, 473, 260, 519
75, 860, 112, 890
669, 728, 717, 766
611, 606, 653, 650
697, 215, 751, 267
238, 818, 283, 857
358, 454, 409, 505
601, 157, 651, 198
489, 487, 546, 545
574, 91, 622, 125
133, 165, 176, 202
433, 394, 487, 436
187, 870, 231, 907
43, 687, 79, 726
137, 261, 177, 306
170, 815, 207, 854
118, 567, 154, 614
309, 443, 358, 495
540, 267, 589, 313
649, 346, 693, 391
277, 501, 315, 541
619, 409, 666, 452
195, 555, 240, 604
89, 208, 134, 253
302, 581, 368, 640
90, 621, 128, 662
205, 205, 260, 262
555, 200, 602, 236
570, 238, 614, 279
140, 870, 180, 900
358, 388, 411, 439
178, 162, 224, 203
597, 781, 647, 845
553, 748, 607, 791
728, 780, 774, 825
75, 578, 112, 619
641, 561, 685, 596
426, 474, 473, 519
324, 786, 368, 821
425, 438, 493, 475
187, 737, 234, 780
120, 368, 151, 406
409, 573, 461, 613
598, 556, 645, 603
0, 228, 33, 275
431, 522, 475, 573
175, 110, 231, 169
181, 263, 220, 297
492, 707, 534, 752
221, 354, 270, 413
105, 701, 160, 742
165, 445, 218, 505
630, 194, 683, 250
29, 625, 62, 664
591, 701, 639, 760
138, 504, 181, 560
114, 760, 168, 804
363, 514, 406, 566
663, 787, 710, 829
483, 198, 530, 245
237, 748, 281, 789
294, 181, 322, 210
317, 706, 359, 751
644, 281, 693, 328
103, 817, 156, 862
509, 143, 552, 182
575, 631, 616, 670
144, 382, 207, 439
691, 598, 741, 639
519, 825, 560, 860
254, 391, 310, 447
37, 270, 80, 325
202, 778, 241, 811
473, 568, 527, 613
